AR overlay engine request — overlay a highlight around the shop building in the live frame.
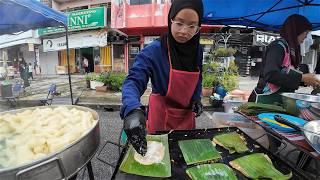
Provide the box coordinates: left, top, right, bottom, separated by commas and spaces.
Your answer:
0, 30, 41, 78
111, 0, 220, 72
38, 3, 115, 74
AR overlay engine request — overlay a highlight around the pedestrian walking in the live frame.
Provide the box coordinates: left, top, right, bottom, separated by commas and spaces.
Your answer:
82, 57, 89, 73
28, 63, 33, 80
19, 60, 30, 87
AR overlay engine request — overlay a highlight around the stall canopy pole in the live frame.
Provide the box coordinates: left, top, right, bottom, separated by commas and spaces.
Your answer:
64, 24, 73, 105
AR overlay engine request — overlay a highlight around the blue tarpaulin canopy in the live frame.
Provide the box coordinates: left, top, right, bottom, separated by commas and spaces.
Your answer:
203, 0, 320, 31
0, 0, 67, 34
0, 0, 73, 104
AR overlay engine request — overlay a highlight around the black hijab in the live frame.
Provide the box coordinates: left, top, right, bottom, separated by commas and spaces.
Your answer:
160, 0, 203, 72
280, 14, 312, 68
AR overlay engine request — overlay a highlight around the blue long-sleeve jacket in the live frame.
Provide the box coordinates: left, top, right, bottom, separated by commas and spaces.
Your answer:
120, 40, 203, 119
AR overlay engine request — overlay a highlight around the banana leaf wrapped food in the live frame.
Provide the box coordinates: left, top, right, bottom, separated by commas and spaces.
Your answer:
237, 102, 286, 116
186, 163, 237, 180
178, 139, 221, 165
119, 134, 171, 178
212, 131, 249, 154
229, 153, 292, 179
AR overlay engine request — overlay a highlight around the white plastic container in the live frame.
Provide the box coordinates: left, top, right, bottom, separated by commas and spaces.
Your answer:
223, 99, 245, 113
90, 81, 104, 90
222, 94, 245, 113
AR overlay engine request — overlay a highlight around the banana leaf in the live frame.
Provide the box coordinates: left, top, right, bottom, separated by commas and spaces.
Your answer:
178, 139, 221, 165
229, 153, 292, 180
186, 163, 237, 180
119, 134, 171, 177
213, 131, 248, 154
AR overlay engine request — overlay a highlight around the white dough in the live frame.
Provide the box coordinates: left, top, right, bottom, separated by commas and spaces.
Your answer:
133, 141, 165, 165
0, 107, 96, 168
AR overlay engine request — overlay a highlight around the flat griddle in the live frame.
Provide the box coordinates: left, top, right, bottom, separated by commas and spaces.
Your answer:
112, 127, 308, 179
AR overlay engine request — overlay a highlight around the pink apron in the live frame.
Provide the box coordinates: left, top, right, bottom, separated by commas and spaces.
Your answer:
147, 45, 200, 133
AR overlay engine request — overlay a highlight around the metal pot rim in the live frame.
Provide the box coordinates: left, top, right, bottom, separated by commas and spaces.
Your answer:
0, 105, 99, 172
281, 92, 320, 103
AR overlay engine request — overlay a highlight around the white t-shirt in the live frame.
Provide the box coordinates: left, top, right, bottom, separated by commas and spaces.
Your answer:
28, 65, 33, 73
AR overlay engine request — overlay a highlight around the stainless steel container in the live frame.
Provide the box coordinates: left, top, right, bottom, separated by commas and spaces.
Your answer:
223, 99, 245, 113
281, 92, 320, 116
0, 105, 100, 180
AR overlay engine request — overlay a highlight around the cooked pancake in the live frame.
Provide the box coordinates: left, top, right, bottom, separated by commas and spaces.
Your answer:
134, 141, 165, 165
213, 131, 248, 154
229, 153, 292, 179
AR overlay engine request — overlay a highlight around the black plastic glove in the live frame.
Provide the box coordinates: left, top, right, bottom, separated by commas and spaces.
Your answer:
191, 99, 203, 117
123, 109, 147, 156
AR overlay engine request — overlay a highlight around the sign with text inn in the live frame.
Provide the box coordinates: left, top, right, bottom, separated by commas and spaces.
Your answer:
38, 7, 106, 35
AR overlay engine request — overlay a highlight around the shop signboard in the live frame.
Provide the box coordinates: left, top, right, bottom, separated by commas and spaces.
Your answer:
43, 30, 108, 52
38, 7, 106, 36
200, 38, 214, 45
253, 30, 280, 46
144, 36, 159, 44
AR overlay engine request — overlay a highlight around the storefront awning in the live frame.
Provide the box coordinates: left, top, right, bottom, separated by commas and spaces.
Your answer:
0, 38, 40, 49
0, 30, 40, 49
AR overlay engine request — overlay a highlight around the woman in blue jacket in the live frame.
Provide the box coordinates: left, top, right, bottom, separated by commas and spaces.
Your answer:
120, 0, 204, 155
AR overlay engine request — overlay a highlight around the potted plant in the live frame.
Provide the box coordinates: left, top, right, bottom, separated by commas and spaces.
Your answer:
202, 74, 214, 97
104, 71, 126, 91
213, 47, 236, 57
213, 47, 236, 69
220, 60, 239, 92
84, 74, 91, 88
202, 58, 240, 105
90, 73, 105, 90
201, 60, 217, 97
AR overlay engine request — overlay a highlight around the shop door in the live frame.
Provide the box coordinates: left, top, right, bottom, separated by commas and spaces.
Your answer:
80, 47, 94, 73
128, 44, 140, 69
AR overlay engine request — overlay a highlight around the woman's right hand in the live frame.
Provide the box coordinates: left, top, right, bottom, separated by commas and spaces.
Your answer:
302, 73, 320, 87
123, 109, 147, 156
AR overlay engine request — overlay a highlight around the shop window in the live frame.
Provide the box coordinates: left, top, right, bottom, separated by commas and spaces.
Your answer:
129, 44, 140, 69
62, 6, 88, 12
156, 0, 166, 4
129, 0, 152, 5
107, 5, 111, 27
93, 47, 101, 65
113, 44, 125, 71
113, 45, 124, 59
90, 3, 109, 8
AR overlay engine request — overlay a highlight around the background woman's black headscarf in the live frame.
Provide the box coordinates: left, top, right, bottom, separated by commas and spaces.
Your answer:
280, 14, 312, 68
160, 0, 203, 72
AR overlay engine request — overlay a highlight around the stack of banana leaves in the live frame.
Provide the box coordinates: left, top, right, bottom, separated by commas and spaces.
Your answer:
178, 139, 221, 165
212, 131, 249, 154
119, 134, 171, 177
229, 153, 292, 179
237, 102, 287, 116
186, 163, 237, 180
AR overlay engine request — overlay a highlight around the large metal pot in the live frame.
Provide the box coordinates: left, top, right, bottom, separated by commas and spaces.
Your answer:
0, 105, 100, 180
281, 92, 320, 116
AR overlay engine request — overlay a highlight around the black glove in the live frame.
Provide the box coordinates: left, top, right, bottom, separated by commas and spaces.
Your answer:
123, 109, 147, 156
191, 99, 203, 117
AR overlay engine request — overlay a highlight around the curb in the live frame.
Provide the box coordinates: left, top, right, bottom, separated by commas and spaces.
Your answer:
76, 101, 223, 112
0, 97, 224, 112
